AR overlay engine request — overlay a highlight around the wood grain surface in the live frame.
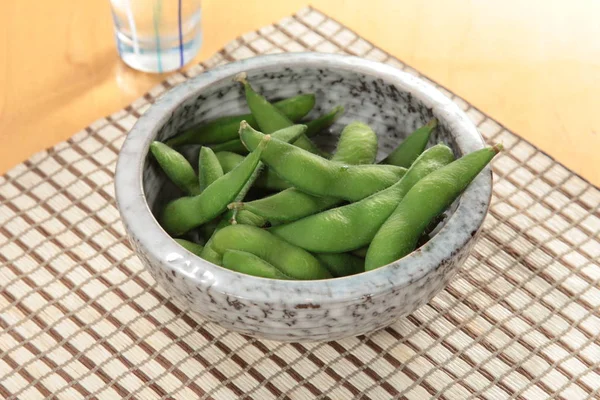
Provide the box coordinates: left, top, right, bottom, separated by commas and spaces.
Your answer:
1, 0, 599, 185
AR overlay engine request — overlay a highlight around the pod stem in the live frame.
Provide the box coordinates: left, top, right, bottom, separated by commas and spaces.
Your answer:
492, 143, 504, 153
234, 71, 248, 84
238, 120, 251, 149
426, 118, 438, 129
239, 120, 250, 133
230, 209, 239, 225
227, 202, 243, 210
229, 134, 272, 226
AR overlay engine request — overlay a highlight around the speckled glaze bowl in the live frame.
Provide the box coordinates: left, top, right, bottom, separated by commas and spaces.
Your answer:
115, 53, 492, 342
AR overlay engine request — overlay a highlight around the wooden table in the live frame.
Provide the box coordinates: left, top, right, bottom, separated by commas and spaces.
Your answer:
1, 0, 599, 185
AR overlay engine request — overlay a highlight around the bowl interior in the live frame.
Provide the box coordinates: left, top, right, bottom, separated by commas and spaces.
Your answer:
143, 65, 463, 222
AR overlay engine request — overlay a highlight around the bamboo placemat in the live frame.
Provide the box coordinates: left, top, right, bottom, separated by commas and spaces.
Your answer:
1, 7, 598, 400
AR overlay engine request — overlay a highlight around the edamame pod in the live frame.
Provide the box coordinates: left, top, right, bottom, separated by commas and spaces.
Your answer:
366, 144, 502, 270
199, 207, 256, 265
229, 124, 307, 206
198, 147, 224, 192
216, 125, 307, 227
165, 94, 315, 147
211, 136, 317, 157
240, 124, 407, 201
216, 151, 290, 191
159, 136, 269, 236
293, 134, 330, 158
215, 124, 308, 192
150, 142, 201, 196
222, 250, 294, 279
215, 151, 245, 172
234, 210, 267, 227
233, 189, 340, 224
200, 218, 230, 265
314, 253, 364, 278
236, 122, 379, 223
210, 138, 249, 155
305, 106, 345, 138
331, 121, 378, 165
212, 224, 332, 280
270, 144, 455, 252
235, 72, 322, 155
195, 152, 225, 261
174, 239, 204, 256
255, 172, 290, 192
382, 119, 437, 167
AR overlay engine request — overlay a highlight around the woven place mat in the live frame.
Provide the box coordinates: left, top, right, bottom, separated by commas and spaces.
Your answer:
1, 6, 599, 400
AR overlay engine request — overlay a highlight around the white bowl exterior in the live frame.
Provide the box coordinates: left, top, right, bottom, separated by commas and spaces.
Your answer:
115, 53, 492, 341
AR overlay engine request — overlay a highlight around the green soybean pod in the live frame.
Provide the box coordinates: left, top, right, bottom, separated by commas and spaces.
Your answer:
255, 172, 290, 192
201, 243, 223, 265
235, 72, 294, 134
233, 210, 267, 227
209, 138, 249, 155
366, 144, 502, 271
197, 146, 224, 263
235, 122, 379, 223
235, 72, 322, 155
270, 144, 455, 252
200, 218, 230, 265
212, 224, 332, 280
382, 119, 437, 167
210, 136, 321, 156
216, 151, 287, 191
150, 141, 201, 196
228, 123, 308, 230
292, 134, 330, 158
222, 250, 294, 280
174, 239, 204, 256
240, 124, 407, 201
216, 151, 291, 192
198, 147, 224, 192
215, 124, 308, 192
305, 106, 345, 138
331, 121, 378, 165
198, 207, 263, 266
159, 136, 268, 236
233, 189, 340, 224
210, 137, 316, 157
199, 208, 266, 267
213, 121, 306, 164
214, 151, 244, 173
229, 124, 306, 202
314, 253, 364, 278
165, 94, 315, 147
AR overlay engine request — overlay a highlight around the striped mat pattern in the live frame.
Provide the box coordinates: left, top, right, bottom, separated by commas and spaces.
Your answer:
0, 7, 598, 400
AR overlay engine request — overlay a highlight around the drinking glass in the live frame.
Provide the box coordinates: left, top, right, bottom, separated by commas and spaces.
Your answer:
109, 0, 202, 73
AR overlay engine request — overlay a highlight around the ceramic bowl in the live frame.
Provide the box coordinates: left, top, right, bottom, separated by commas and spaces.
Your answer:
115, 53, 492, 342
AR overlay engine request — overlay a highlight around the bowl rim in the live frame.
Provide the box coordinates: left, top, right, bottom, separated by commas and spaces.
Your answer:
115, 52, 492, 304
